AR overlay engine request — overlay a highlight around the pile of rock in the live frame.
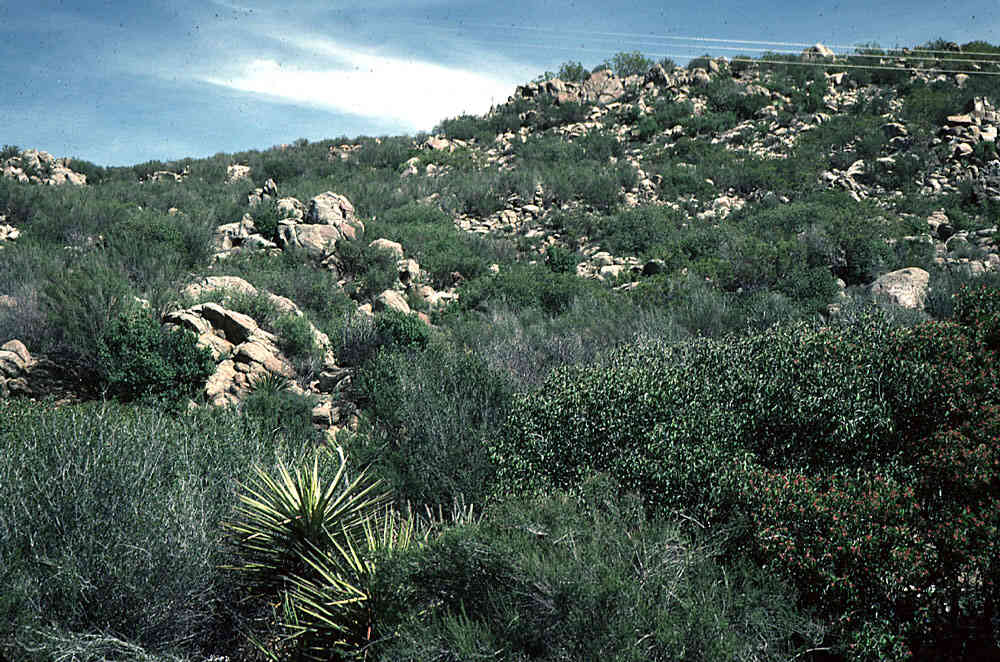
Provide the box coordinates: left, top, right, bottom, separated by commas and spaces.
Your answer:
0, 339, 82, 401
516, 69, 628, 106
0, 339, 32, 398
2, 148, 87, 186
940, 97, 999, 160
211, 190, 366, 268
362, 237, 457, 317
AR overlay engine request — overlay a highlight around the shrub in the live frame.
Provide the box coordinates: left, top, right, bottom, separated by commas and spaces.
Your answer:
350, 339, 512, 507
598, 50, 655, 77
41, 254, 135, 365
243, 374, 318, 442
272, 313, 319, 362
95, 310, 215, 404
0, 401, 303, 662
375, 484, 823, 661
225, 450, 404, 659
250, 197, 282, 242
556, 60, 588, 82
458, 263, 603, 316
544, 244, 578, 273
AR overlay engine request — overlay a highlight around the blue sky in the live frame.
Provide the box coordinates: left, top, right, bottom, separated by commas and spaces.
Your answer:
1, 0, 996, 166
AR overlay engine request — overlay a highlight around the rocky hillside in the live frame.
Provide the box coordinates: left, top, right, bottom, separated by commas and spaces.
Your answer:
3, 42, 1000, 430
3, 40, 1000, 662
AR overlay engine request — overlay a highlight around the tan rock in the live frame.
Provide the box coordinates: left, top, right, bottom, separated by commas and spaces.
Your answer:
182, 275, 258, 301
226, 164, 251, 183
581, 69, 625, 104
870, 267, 930, 310
398, 258, 421, 285
369, 238, 405, 259
0, 339, 32, 378
374, 289, 411, 315
306, 192, 363, 239
290, 224, 343, 258
803, 43, 835, 58
196, 302, 258, 344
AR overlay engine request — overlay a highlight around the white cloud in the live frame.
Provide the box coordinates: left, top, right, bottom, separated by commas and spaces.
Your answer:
200, 38, 522, 131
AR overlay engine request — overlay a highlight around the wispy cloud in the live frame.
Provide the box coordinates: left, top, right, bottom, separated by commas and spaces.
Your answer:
199, 35, 524, 131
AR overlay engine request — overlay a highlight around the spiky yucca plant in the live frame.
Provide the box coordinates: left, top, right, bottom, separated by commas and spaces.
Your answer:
225, 450, 386, 595
226, 451, 422, 659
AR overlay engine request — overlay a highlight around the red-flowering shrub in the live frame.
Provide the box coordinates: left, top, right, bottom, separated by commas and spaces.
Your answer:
744, 285, 1000, 661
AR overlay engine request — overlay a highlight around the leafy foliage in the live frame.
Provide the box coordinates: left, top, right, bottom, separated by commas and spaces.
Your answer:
96, 310, 214, 404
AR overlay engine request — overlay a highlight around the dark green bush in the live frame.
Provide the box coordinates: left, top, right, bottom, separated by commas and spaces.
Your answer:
350, 338, 511, 507
544, 244, 578, 273
597, 50, 655, 78
272, 312, 320, 363
95, 310, 215, 404
41, 254, 134, 366
458, 263, 604, 316
250, 198, 282, 242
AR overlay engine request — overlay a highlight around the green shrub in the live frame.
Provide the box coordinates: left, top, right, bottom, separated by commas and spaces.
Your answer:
250, 198, 282, 242
544, 244, 578, 273
458, 263, 603, 316
0, 401, 303, 662
272, 313, 319, 362
376, 484, 822, 661
242, 374, 318, 442
350, 339, 512, 507
41, 254, 135, 366
370, 202, 515, 287
597, 50, 654, 77
95, 310, 214, 404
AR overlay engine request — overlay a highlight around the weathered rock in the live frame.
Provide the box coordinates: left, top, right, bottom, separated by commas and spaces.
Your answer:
226, 164, 251, 183
287, 224, 344, 258
870, 267, 930, 310
803, 43, 835, 59
374, 289, 411, 315
0, 339, 32, 378
581, 70, 625, 104
306, 192, 364, 240
183, 275, 258, 300
398, 258, 421, 286
276, 197, 305, 220
0, 224, 20, 243
369, 238, 405, 260
196, 302, 258, 344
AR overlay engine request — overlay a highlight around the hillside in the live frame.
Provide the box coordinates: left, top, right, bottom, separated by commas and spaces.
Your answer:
2, 42, 1000, 662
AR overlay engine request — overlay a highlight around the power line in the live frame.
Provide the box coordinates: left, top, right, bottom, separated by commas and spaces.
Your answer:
729, 56, 1000, 77
437, 35, 1000, 79
421, 21, 1000, 60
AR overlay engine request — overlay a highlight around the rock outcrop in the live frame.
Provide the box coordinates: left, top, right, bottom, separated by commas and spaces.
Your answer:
2, 148, 87, 186
869, 268, 930, 310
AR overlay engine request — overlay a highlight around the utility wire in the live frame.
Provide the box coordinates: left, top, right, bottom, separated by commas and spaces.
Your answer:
422, 21, 1000, 59
445, 36, 1000, 78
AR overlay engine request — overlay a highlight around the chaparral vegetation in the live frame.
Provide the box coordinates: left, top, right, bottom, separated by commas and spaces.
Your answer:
2, 39, 1000, 662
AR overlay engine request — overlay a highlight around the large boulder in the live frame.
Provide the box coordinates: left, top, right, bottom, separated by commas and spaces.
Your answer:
374, 289, 411, 315
306, 192, 365, 239
803, 43, 835, 59
283, 223, 344, 258
0, 339, 33, 397
581, 70, 624, 104
226, 164, 252, 183
163, 303, 295, 407
869, 268, 930, 310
